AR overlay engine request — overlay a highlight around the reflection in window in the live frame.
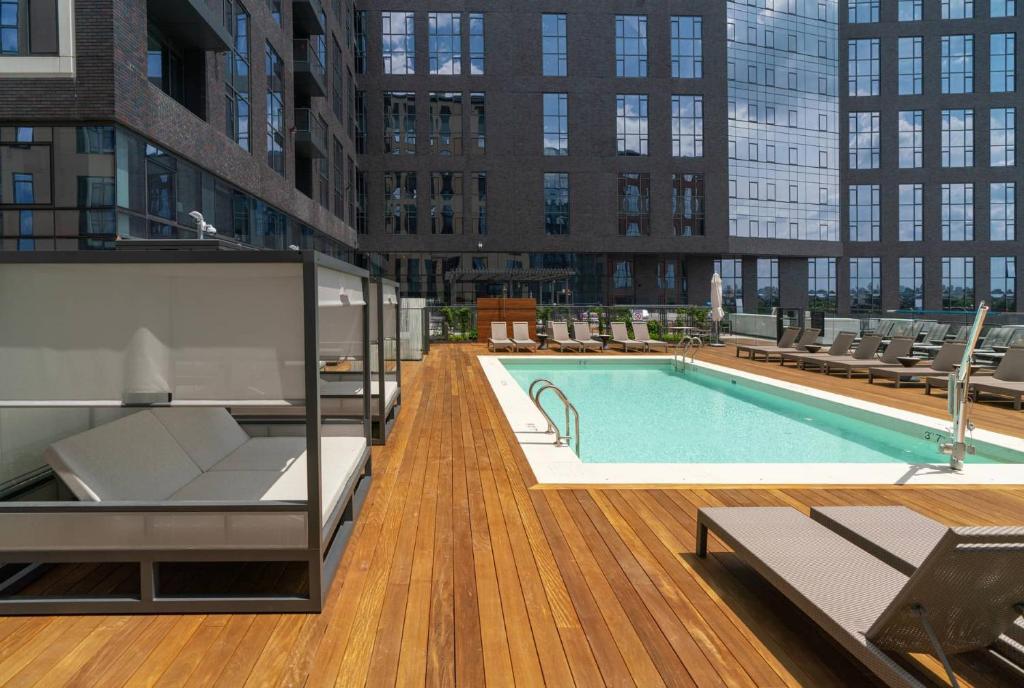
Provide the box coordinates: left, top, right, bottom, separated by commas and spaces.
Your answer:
543, 172, 569, 235
265, 42, 285, 174
354, 9, 367, 73
898, 37, 922, 95
543, 93, 568, 156
992, 0, 1016, 17
671, 95, 703, 157
941, 35, 973, 94
616, 94, 648, 156
898, 110, 922, 168
0, 0, 17, 54
671, 17, 702, 78
612, 260, 633, 289
384, 171, 417, 234
384, 92, 416, 155
383, 11, 415, 74
849, 257, 881, 314
76, 126, 115, 154
848, 39, 879, 96
470, 93, 485, 150
941, 109, 974, 167
77, 177, 115, 207
849, 0, 879, 22
617, 172, 649, 236
849, 112, 879, 169
991, 257, 1017, 311
470, 172, 486, 234
991, 107, 1016, 166
942, 0, 974, 19
899, 0, 922, 21
991, 182, 1016, 240
991, 33, 1015, 92
225, 1, 251, 151
428, 12, 461, 75
899, 184, 923, 241
430, 172, 462, 234
469, 13, 484, 74
942, 257, 974, 310
657, 260, 677, 292
756, 258, 778, 313
942, 183, 974, 241
615, 15, 647, 78
714, 258, 742, 311
899, 257, 924, 310
808, 258, 837, 312
541, 14, 567, 77
429, 92, 462, 156
672, 173, 704, 236
12, 172, 33, 203
848, 185, 879, 241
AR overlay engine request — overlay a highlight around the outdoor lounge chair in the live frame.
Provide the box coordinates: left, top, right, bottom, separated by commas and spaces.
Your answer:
913, 324, 967, 356
488, 321, 515, 352
810, 334, 883, 373
735, 326, 800, 359
632, 320, 669, 352
511, 321, 538, 352
823, 337, 914, 378
572, 321, 604, 351
809, 505, 1024, 671
779, 331, 856, 369
739, 328, 821, 362
610, 321, 645, 352
696, 506, 1024, 688
548, 321, 582, 352
955, 346, 1024, 410
867, 342, 966, 388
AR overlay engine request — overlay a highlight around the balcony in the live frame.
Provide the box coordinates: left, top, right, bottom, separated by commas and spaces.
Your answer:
295, 108, 327, 158
146, 0, 231, 51
293, 39, 326, 98
293, 0, 325, 36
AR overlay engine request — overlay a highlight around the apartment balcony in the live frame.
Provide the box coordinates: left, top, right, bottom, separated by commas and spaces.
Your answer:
295, 108, 327, 158
293, 0, 325, 36
146, 0, 231, 51
293, 39, 326, 98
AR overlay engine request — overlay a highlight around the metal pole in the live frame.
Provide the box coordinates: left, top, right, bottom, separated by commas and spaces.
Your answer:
941, 302, 988, 471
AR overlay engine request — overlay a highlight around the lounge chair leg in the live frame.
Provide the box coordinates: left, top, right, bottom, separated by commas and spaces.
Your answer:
912, 605, 961, 688
696, 521, 708, 558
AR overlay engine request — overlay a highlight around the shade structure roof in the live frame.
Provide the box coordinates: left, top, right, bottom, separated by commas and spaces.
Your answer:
443, 267, 577, 283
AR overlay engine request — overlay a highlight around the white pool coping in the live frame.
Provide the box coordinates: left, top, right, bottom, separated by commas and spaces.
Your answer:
479, 354, 1024, 485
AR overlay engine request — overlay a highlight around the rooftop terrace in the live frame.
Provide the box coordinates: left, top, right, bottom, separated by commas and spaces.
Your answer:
1, 343, 1022, 686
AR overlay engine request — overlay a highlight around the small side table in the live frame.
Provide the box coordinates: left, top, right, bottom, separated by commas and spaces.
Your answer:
537, 333, 549, 350
595, 334, 611, 350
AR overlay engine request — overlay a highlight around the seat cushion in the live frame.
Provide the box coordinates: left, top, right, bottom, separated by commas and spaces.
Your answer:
44, 410, 201, 501
169, 436, 368, 525
150, 407, 250, 471
211, 437, 307, 471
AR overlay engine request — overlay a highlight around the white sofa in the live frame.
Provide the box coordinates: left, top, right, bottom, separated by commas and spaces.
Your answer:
44, 408, 368, 528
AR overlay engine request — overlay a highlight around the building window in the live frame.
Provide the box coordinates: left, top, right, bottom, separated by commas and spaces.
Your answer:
616, 94, 648, 156
849, 112, 880, 169
941, 109, 974, 167
469, 13, 484, 74
991, 33, 1016, 93
848, 39, 879, 96
992, 0, 1016, 17
714, 258, 743, 311
897, 37, 922, 95
384, 92, 416, 155
899, 257, 924, 310
991, 257, 1017, 311
333, 139, 344, 220
541, 14, 567, 77
354, 9, 367, 73
942, 183, 974, 241
899, 183, 923, 241
617, 172, 650, 236
671, 95, 703, 157
942, 0, 974, 19
1, 0, 58, 56
543, 93, 568, 156
355, 168, 367, 233
941, 35, 973, 94
384, 171, 417, 234
942, 256, 974, 309
544, 172, 569, 235
267, 0, 280, 24
899, 0, 922, 21
991, 182, 1016, 240
318, 145, 330, 209
898, 110, 923, 168
428, 12, 460, 75
657, 260, 677, 292
848, 184, 880, 242
670, 16, 702, 79
848, 0, 879, 22
672, 173, 704, 236
147, 29, 185, 103
756, 258, 779, 313
429, 92, 462, 156
223, 1, 250, 151
470, 92, 485, 150
265, 42, 285, 175
470, 172, 486, 234
615, 15, 647, 78
808, 258, 838, 312
430, 172, 462, 234
613, 260, 633, 289
332, 36, 343, 121
382, 11, 415, 74
991, 107, 1016, 166
849, 257, 881, 314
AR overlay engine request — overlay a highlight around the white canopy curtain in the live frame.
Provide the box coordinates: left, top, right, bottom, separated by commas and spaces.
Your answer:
318, 265, 367, 362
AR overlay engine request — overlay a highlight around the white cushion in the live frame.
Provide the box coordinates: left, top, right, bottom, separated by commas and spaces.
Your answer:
44, 411, 201, 502
169, 436, 367, 525
211, 437, 307, 471
150, 407, 250, 471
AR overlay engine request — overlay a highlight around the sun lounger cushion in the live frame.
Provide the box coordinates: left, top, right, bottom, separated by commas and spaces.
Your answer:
151, 407, 250, 471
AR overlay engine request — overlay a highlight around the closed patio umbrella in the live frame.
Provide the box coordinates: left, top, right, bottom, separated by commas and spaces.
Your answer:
710, 273, 725, 346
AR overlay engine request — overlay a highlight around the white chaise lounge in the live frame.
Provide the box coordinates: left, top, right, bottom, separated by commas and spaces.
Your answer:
44, 408, 370, 538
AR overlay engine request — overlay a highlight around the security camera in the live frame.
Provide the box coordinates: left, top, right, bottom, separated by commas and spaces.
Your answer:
205, 225, 218, 235
188, 211, 205, 223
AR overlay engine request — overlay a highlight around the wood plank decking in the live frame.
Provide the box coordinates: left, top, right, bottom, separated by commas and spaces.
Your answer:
2, 343, 1024, 687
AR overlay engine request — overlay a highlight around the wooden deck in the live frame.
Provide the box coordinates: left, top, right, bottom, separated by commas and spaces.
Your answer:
3, 343, 1024, 686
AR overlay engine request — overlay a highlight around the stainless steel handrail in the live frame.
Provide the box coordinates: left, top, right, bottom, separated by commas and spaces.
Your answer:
673, 336, 701, 372
528, 379, 580, 455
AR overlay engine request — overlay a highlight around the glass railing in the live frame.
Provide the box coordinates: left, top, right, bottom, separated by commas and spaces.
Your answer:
293, 39, 325, 83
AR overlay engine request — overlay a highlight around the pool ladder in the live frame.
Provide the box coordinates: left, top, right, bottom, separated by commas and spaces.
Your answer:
528, 378, 581, 456
673, 336, 702, 372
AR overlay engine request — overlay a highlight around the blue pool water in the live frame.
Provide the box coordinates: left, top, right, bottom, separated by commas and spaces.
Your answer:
503, 359, 1011, 465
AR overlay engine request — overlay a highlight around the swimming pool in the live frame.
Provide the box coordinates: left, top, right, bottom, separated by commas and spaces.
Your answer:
480, 356, 1024, 485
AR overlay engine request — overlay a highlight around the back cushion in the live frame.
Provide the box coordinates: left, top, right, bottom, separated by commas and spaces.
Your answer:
151, 408, 250, 471
45, 411, 201, 501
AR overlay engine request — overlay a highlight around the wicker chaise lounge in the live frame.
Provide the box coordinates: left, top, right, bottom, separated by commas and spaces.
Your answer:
696, 506, 1024, 688
867, 341, 966, 388
735, 326, 799, 359
779, 331, 856, 368
823, 337, 914, 378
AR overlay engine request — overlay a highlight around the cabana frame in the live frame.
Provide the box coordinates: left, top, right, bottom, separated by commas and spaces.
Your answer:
0, 250, 373, 614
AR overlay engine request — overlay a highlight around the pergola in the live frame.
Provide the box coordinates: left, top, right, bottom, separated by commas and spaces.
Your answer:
444, 267, 577, 302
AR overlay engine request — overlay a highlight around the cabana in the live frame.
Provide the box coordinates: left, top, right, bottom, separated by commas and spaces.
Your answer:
0, 250, 373, 613
320, 277, 402, 443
